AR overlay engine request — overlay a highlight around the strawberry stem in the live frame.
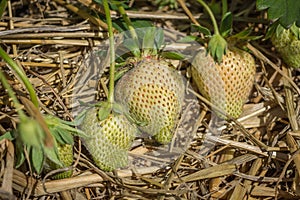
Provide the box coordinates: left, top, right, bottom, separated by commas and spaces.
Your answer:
0, 70, 27, 122
0, 47, 39, 107
103, 0, 116, 105
117, 4, 141, 58
196, 0, 220, 36
221, 0, 228, 17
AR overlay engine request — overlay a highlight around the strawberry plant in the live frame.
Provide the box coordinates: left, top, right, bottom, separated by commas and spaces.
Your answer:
110, 9, 186, 144
257, 0, 300, 68
190, 0, 257, 119
0, 48, 87, 176
115, 57, 185, 144
192, 47, 256, 119
79, 0, 139, 171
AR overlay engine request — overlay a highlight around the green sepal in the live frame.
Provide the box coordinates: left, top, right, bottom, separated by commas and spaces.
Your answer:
96, 101, 112, 121
112, 102, 125, 114
15, 137, 25, 168
142, 27, 157, 56
154, 27, 165, 51
290, 23, 300, 39
208, 34, 227, 63
231, 28, 263, 41
123, 38, 141, 58
43, 143, 63, 168
265, 21, 279, 39
18, 118, 44, 148
30, 146, 44, 174
50, 127, 74, 145
44, 114, 89, 138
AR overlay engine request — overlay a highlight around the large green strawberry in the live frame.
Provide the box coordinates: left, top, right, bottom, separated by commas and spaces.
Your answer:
191, 47, 256, 119
271, 23, 300, 68
81, 107, 138, 171
114, 57, 185, 144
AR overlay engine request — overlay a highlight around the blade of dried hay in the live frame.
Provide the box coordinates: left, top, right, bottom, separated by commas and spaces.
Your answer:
229, 158, 262, 199
11, 166, 161, 196
176, 164, 236, 183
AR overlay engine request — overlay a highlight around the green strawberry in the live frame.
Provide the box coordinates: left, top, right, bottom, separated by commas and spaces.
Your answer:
51, 143, 73, 179
81, 107, 138, 171
191, 47, 256, 119
271, 23, 300, 68
114, 58, 185, 144
44, 141, 73, 179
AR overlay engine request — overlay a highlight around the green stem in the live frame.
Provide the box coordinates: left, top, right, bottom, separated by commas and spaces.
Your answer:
117, 4, 140, 58
103, 0, 116, 105
197, 0, 220, 35
118, 5, 138, 41
221, 0, 228, 17
0, 70, 27, 121
0, 47, 39, 107
0, 0, 7, 18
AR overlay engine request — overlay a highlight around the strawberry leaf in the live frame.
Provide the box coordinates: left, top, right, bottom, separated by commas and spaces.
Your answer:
0, 131, 14, 141
191, 24, 211, 36
30, 146, 44, 174
160, 51, 185, 60
220, 12, 233, 37
256, 0, 300, 28
177, 35, 198, 42
15, 138, 25, 168
208, 34, 227, 63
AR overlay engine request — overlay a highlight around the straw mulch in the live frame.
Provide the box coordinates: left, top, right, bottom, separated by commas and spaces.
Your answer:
0, 0, 300, 199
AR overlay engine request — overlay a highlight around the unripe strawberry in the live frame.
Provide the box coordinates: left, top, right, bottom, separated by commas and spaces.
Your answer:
191, 47, 256, 119
81, 107, 138, 171
44, 142, 73, 179
271, 24, 300, 68
52, 143, 73, 179
115, 58, 185, 144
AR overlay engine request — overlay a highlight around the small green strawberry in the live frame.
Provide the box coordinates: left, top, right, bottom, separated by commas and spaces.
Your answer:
81, 107, 138, 171
48, 143, 73, 179
114, 58, 185, 144
271, 23, 300, 68
191, 47, 256, 119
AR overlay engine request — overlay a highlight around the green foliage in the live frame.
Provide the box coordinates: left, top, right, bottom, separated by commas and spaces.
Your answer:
160, 51, 185, 60
154, 0, 178, 9
191, 24, 212, 36
93, 0, 129, 10
256, 0, 300, 28
208, 34, 228, 63
220, 12, 233, 37
96, 101, 113, 121
11, 114, 87, 174
231, 28, 263, 41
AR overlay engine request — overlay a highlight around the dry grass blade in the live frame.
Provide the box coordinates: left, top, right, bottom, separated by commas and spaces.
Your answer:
176, 164, 236, 183
0, 140, 15, 200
